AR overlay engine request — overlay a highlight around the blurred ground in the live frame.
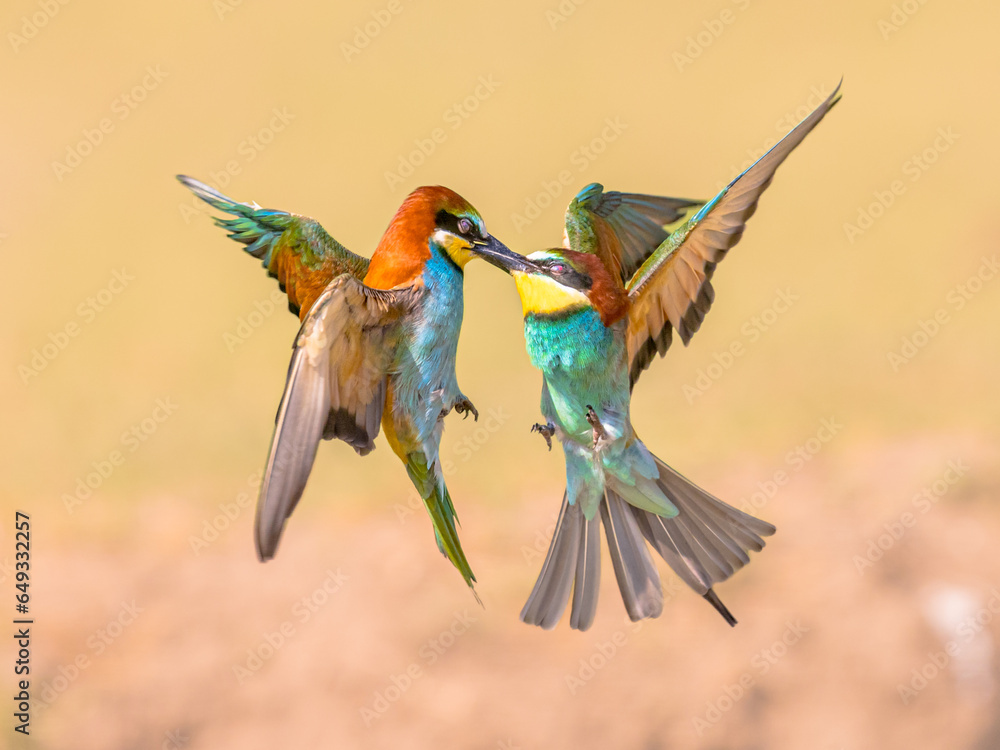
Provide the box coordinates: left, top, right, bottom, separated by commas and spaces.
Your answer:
3, 0, 1000, 748
24, 434, 1000, 750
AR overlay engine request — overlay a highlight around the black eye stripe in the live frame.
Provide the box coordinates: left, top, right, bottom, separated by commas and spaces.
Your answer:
435, 209, 477, 238
540, 258, 591, 290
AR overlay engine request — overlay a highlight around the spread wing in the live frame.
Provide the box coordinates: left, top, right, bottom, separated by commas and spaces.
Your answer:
254, 275, 418, 560
626, 82, 842, 387
178, 176, 370, 318
564, 182, 703, 284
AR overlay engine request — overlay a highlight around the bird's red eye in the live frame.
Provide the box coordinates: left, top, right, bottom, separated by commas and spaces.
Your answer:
457, 218, 473, 235
551, 264, 565, 274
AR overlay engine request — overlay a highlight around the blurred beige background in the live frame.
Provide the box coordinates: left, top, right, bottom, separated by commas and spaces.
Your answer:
3, 0, 999, 748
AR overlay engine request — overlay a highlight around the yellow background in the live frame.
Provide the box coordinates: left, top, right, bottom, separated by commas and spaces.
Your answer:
3, 0, 999, 747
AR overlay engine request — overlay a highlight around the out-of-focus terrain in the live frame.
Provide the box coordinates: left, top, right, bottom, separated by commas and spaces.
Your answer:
3, 0, 999, 747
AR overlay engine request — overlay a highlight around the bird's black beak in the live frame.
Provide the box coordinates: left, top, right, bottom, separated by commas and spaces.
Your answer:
471, 236, 538, 275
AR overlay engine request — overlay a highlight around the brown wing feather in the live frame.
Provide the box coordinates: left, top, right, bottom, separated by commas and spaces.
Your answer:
626, 83, 841, 387
564, 183, 704, 284
254, 276, 418, 560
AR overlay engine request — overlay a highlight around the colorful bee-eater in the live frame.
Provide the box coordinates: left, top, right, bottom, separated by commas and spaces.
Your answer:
179, 176, 512, 594
473, 84, 841, 629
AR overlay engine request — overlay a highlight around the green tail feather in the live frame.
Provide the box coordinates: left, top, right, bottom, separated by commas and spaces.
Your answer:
405, 453, 477, 590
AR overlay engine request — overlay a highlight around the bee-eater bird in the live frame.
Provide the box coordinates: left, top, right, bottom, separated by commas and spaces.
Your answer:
178, 176, 512, 594
473, 84, 840, 629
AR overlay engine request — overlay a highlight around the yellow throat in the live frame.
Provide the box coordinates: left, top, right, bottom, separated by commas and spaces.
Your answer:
513, 273, 589, 317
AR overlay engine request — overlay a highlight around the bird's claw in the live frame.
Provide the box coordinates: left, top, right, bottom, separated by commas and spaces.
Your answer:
454, 398, 479, 421
531, 422, 555, 451
585, 405, 610, 451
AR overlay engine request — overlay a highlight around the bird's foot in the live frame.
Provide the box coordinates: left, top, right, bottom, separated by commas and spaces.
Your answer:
531, 421, 555, 451
585, 405, 610, 451
453, 397, 479, 421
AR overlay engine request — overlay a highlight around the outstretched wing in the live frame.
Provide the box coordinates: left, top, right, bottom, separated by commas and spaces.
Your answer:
254, 275, 418, 561
626, 82, 842, 387
564, 182, 703, 284
178, 176, 370, 318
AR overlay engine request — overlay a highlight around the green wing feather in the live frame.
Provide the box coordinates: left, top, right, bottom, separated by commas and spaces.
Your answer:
564, 183, 703, 284
626, 82, 843, 387
178, 175, 370, 317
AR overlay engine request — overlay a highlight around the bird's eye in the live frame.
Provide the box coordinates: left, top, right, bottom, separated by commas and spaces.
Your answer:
457, 218, 473, 235
550, 264, 565, 274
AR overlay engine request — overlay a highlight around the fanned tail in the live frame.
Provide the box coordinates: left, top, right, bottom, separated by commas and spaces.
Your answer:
521, 494, 602, 630
405, 452, 477, 594
630, 456, 776, 626
521, 455, 775, 630
600, 490, 663, 622
520, 490, 662, 631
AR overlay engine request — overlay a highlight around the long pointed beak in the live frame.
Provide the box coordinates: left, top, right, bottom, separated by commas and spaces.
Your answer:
471, 236, 538, 275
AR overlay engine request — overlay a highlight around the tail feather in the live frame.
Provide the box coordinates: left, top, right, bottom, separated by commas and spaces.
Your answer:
405, 454, 476, 591
703, 589, 738, 627
632, 508, 713, 592
659, 461, 776, 539
569, 508, 601, 630
521, 456, 774, 630
682, 498, 752, 570
521, 492, 653, 631
631, 457, 775, 624
668, 512, 734, 580
521, 494, 581, 629
601, 491, 663, 622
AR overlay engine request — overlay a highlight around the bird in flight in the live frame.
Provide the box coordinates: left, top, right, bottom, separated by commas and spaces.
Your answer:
179, 176, 512, 596
472, 83, 841, 629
